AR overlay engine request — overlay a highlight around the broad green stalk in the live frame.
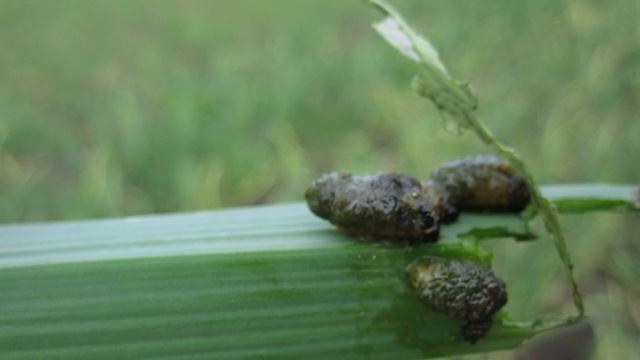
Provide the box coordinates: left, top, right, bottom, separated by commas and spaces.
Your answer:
369, 0, 584, 317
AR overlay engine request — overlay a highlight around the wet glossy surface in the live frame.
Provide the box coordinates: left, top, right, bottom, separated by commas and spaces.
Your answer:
431, 155, 531, 212
407, 256, 508, 343
305, 172, 453, 242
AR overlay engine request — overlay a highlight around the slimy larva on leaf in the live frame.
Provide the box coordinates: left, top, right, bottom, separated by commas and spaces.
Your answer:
305, 172, 456, 242
430, 155, 531, 213
407, 256, 508, 343
304, 157, 525, 343
305, 155, 531, 243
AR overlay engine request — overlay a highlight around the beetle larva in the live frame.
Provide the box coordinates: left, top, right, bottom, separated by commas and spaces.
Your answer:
430, 155, 531, 212
407, 256, 507, 343
421, 179, 459, 223
305, 172, 456, 242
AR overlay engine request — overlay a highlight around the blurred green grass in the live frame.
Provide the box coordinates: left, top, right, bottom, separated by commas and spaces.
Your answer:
0, 0, 638, 358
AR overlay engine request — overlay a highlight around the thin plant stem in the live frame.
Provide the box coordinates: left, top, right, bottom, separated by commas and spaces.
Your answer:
368, 0, 585, 318
462, 109, 585, 317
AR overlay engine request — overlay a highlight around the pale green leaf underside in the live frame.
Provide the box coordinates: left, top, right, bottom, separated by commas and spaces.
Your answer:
371, 16, 448, 74
370, 0, 479, 136
0, 184, 636, 359
0, 203, 518, 269
542, 184, 639, 213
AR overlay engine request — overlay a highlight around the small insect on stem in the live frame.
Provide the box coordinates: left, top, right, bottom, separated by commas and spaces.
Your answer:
305, 172, 455, 242
407, 256, 508, 343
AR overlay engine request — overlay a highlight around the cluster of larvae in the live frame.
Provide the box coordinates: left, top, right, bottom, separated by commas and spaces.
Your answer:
305, 154, 530, 242
304, 154, 528, 343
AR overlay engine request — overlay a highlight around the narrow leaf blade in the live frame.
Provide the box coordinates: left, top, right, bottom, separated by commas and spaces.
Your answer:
542, 184, 639, 213
1, 184, 634, 358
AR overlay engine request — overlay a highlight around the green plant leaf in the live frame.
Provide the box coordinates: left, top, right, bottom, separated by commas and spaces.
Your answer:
542, 184, 639, 213
0, 184, 635, 358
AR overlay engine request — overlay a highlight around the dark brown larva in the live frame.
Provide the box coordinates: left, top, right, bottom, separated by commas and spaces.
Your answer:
406, 256, 508, 343
421, 179, 459, 223
305, 172, 456, 242
305, 155, 529, 243
430, 154, 531, 212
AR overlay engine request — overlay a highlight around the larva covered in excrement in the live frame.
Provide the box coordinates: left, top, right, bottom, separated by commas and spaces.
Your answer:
406, 256, 508, 343
305, 172, 457, 242
430, 154, 531, 212
304, 155, 531, 243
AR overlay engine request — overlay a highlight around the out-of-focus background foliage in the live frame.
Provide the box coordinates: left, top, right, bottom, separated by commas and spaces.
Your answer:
0, 0, 638, 357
